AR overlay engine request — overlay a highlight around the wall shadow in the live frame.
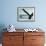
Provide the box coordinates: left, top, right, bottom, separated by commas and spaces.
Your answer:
0, 24, 7, 43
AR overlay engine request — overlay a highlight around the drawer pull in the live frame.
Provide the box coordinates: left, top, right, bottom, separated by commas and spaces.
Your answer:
31, 39, 36, 40
9, 38, 14, 40
9, 38, 12, 40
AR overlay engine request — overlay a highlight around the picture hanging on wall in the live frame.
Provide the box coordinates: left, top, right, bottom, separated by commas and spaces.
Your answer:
17, 7, 35, 22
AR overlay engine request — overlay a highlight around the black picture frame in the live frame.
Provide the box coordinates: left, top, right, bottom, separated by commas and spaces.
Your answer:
17, 7, 35, 22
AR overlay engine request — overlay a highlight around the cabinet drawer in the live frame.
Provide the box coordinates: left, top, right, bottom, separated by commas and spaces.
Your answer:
3, 32, 23, 36
31, 36, 45, 45
24, 34, 45, 46
3, 36, 23, 42
3, 43, 23, 46
3, 44, 15, 46
32, 44, 44, 46
3, 36, 23, 44
24, 32, 44, 36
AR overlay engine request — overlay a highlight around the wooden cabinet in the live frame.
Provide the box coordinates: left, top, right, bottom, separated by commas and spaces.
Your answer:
2, 32, 45, 46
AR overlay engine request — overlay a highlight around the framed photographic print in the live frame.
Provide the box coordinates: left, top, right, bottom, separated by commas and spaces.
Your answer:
17, 7, 35, 22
